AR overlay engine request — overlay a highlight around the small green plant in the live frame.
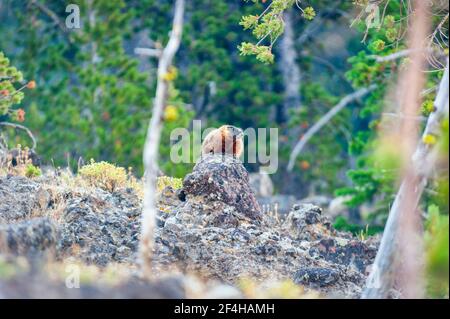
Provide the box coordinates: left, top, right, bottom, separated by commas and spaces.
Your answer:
24, 163, 41, 178
78, 160, 127, 192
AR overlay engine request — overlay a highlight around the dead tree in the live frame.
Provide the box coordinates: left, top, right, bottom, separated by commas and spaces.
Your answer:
362, 59, 448, 299
138, 0, 185, 276
362, 0, 443, 298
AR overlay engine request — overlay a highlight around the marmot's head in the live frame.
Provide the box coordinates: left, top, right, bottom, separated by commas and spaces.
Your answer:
202, 125, 244, 157
222, 125, 243, 139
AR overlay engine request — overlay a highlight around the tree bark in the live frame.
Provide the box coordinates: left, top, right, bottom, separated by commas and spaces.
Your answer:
362, 58, 448, 298
278, 10, 301, 123
139, 0, 185, 277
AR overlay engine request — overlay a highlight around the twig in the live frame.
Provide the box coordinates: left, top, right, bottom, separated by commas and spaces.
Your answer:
287, 85, 377, 171
0, 122, 37, 150
139, 0, 185, 277
30, 0, 72, 39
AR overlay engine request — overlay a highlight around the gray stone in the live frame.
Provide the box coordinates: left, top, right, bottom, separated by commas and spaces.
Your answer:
181, 154, 262, 221
0, 176, 50, 223
294, 268, 340, 287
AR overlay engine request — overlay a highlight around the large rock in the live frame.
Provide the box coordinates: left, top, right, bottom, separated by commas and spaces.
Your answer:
283, 203, 332, 241
57, 189, 142, 266
0, 176, 50, 223
180, 154, 262, 221
0, 217, 57, 255
0, 168, 381, 298
154, 193, 377, 297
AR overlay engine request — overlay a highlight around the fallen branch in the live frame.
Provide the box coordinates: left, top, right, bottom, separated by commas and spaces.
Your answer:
287, 85, 377, 171
362, 58, 449, 299
0, 122, 37, 150
139, 0, 185, 277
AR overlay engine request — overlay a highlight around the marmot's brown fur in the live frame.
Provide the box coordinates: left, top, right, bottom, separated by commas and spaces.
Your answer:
202, 125, 244, 157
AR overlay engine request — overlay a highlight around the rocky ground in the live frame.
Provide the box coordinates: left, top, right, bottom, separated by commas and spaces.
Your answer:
0, 154, 380, 298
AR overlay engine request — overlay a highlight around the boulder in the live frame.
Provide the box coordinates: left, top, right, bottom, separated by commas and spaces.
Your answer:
180, 154, 262, 221
0, 176, 50, 223
57, 189, 142, 266
0, 217, 57, 255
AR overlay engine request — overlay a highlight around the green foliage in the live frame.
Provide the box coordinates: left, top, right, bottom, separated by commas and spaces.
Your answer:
2, 0, 195, 178
425, 205, 449, 298
78, 160, 128, 192
0, 0, 359, 197
24, 163, 41, 178
0, 51, 25, 121
335, 1, 448, 232
239, 0, 315, 63
333, 216, 383, 237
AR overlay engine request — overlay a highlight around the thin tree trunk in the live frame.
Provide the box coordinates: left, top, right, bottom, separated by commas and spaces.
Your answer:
278, 10, 301, 123
363, 20, 448, 289
139, 0, 185, 277
362, 60, 448, 298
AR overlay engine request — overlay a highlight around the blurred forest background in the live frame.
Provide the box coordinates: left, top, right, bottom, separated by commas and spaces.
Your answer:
0, 0, 448, 297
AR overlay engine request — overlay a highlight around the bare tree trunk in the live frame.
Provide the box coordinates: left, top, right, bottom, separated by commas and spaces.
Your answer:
362, 0, 447, 296
278, 10, 301, 123
139, 0, 185, 277
362, 60, 448, 299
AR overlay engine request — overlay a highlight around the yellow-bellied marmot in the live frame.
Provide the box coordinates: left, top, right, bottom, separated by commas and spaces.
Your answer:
202, 125, 244, 157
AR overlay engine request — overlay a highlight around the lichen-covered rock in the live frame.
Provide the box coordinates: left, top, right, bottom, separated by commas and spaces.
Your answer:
154, 196, 377, 297
294, 268, 340, 287
0, 176, 50, 223
309, 238, 378, 273
283, 203, 334, 241
57, 189, 142, 266
0, 169, 380, 298
180, 154, 262, 221
0, 217, 57, 255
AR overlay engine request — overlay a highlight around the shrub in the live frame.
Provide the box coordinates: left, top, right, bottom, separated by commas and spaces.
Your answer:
78, 160, 127, 192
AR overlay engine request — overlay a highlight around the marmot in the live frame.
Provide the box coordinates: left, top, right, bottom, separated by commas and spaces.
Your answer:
202, 125, 244, 157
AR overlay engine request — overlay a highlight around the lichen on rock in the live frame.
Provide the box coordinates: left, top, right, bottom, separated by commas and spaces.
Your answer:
180, 154, 262, 222
0, 157, 380, 298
